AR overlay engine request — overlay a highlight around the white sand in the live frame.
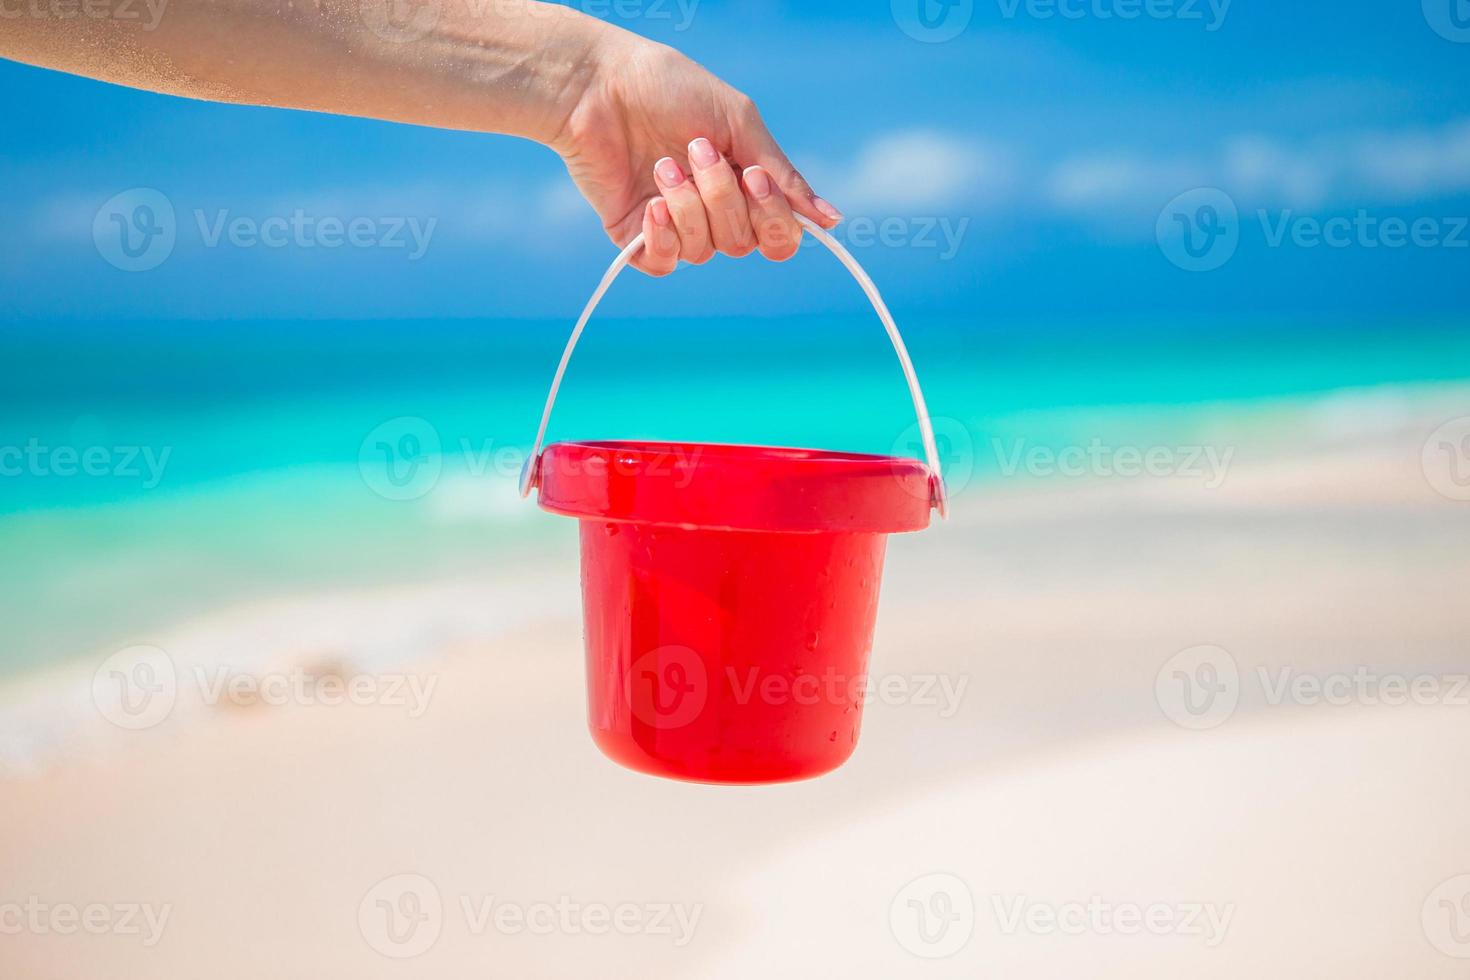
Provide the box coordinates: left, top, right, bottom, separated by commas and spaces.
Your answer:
1, 392, 1467, 978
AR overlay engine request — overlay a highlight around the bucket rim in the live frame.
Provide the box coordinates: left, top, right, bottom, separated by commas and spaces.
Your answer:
533, 439, 934, 534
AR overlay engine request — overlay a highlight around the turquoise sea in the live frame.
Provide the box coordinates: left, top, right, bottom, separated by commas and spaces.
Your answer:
2, 316, 1468, 677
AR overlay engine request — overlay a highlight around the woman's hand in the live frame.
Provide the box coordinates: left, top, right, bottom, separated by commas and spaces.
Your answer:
0, 0, 841, 277
554, 36, 843, 276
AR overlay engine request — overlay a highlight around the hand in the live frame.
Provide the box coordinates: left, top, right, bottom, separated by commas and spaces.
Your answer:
555, 36, 843, 276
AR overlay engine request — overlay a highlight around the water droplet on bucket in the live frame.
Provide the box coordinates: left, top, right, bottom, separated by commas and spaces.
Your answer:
805, 631, 820, 651
828, 731, 838, 742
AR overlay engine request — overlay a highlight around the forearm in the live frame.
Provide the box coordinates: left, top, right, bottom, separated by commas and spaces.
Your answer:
0, 0, 611, 145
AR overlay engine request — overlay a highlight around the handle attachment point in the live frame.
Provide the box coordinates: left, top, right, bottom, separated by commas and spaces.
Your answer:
521, 215, 947, 519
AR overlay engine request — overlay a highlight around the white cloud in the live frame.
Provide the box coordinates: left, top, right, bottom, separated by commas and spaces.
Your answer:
822, 129, 1011, 213
1351, 120, 1470, 198
1046, 153, 1205, 212
1048, 117, 1470, 216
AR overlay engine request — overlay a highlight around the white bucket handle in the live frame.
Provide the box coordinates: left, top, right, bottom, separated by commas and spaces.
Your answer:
520, 213, 948, 518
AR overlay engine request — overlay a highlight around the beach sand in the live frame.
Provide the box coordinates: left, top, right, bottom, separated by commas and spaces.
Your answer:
1, 392, 1467, 978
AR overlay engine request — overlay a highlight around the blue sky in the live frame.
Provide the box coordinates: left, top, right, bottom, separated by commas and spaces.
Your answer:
3, 0, 1468, 323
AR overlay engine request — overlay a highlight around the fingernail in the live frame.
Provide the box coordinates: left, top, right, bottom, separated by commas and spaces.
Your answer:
812, 197, 844, 222
650, 197, 672, 227
743, 166, 773, 200
654, 157, 685, 188
688, 137, 720, 169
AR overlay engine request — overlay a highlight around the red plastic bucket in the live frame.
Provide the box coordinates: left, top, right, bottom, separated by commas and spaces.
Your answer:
521, 216, 946, 783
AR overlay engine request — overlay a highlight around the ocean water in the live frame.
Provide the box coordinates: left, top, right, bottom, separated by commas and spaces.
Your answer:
1, 316, 1467, 677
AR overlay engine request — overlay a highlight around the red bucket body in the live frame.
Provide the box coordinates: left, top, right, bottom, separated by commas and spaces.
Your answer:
536, 440, 933, 784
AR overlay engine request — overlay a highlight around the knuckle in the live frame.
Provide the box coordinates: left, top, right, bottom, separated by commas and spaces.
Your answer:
762, 240, 800, 262
700, 179, 742, 207
723, 239, 757, 259
783, 169, 813, 196
729, 89, 758, 119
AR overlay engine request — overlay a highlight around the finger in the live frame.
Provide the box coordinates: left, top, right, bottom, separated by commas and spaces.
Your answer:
653, 156, 714, 265
635, 197, 679, 277
686, 137, 756, 258
728, 98, 843, 229
742, 165, 801, 262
